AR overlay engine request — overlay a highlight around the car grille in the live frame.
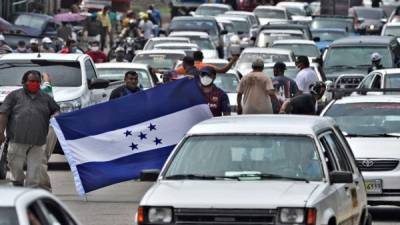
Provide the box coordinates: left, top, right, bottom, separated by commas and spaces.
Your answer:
334, 75, 364, 89
174, 208, 277, 225
357, 159, 399, 171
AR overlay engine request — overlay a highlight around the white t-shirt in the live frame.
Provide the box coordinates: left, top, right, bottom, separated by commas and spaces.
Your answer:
139, 20, 154, 40
295, 67, 318, 93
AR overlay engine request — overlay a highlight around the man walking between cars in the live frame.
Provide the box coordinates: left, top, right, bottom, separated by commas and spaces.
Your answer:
295, 56, 318, 94
0, 70, 59, 188
237, 58, 276, 115
109, 71, 142, 100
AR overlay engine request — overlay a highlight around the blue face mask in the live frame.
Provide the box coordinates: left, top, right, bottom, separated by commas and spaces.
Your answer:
71, 47, 78, 53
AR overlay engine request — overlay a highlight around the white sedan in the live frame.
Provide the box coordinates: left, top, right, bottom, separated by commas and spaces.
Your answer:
136, 115, 371, 225
0, 186, 82, 225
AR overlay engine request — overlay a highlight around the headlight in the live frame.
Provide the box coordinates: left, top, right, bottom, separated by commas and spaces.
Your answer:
148, 207, 173, 224
279, 208, 305, 223
369, 24, 375, 30
59, 98, 82, 113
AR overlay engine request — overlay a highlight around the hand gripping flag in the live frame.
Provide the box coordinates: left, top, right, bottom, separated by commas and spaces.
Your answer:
51, 79, 212, 196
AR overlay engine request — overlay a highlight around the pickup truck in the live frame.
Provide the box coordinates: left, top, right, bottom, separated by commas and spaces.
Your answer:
4, 13, 58, 48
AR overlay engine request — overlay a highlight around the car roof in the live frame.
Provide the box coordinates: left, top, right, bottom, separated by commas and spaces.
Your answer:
169, 31, 210, 38
242, 47, 293, 54
225, 11, 255, 16
187, 115, 336, 136
198, 3, 231, 9
351, 6, 384, 12
272, 39, 316, 45
370, 68, 400, 74
216, 16, 248, 22
149, 37, 190, 41
261, 29, 303, 34
0, 186, 50, 207
310, 28, 347, 33
330, 36, 395, 46
333, 95, 400, 104
260, 23, 308, 30
277, 2, 308, 7
172, 16, 216, 22
135, 49, 186, 55
154, 43, 199, 48
0, 53, 84, 61
254, 5, 286, 11
95, 62, 149, 70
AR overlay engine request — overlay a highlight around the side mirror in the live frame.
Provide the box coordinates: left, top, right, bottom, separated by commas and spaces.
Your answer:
381, 18, 388, 23
357, 17, 365, 23
140, 169, 160, 181
221, 30, 228, 35
89, 78, 109, 89
313, 37, 320, 42
189, 11, 195, 16
330, 171, 353, 184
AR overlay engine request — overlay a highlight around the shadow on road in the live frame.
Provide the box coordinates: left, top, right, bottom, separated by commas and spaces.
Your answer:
370, 206, 400, 222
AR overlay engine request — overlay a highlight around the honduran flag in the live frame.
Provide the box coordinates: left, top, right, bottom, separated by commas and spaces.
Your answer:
51, 78, 212, 196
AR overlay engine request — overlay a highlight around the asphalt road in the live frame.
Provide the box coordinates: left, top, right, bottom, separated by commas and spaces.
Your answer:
49, 171, 400, 225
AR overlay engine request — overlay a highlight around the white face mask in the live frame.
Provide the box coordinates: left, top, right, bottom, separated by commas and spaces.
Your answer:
200, 76, 213, 86
91, 46, 100, 51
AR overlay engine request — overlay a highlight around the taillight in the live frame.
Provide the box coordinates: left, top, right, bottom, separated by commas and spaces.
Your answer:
137, 207, 144, 225
306, 208, 317, 225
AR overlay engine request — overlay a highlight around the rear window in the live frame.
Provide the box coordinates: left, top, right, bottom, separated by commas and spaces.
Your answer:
0, 60, 82, 87
170, 19, 218, 36
0, 207, 18, 225
132, 53, 184, 70
254, 9, 286, 19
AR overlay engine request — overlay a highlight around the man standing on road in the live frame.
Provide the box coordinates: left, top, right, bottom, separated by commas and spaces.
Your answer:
368, 52, 384, 73
86, 41, 108, 63
273, 62, 299, 100
97, 6, 112, 51
295, 56, 318, 94
139, 14, 154, 42
237, 58, 276, 115
0, 70, 59, 188
200, 67, 231, 117
109, 71, 142, 100
110, 47, 128, 62
176, 51, 238, 74
181, 56, 201, 80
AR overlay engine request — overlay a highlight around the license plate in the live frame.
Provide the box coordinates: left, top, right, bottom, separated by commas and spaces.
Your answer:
365, 179, 382, 194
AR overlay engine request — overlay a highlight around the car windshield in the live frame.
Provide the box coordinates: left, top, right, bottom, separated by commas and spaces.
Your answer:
324, 47, 392, 69
230, 20, 250, 34
170, 19, 218, 36
133, 53, 184, 70
355, 9, 384, 20
97, 68, 152, 89
325, 103, 400, 136
385, 74, 400, 90
0, 60, 82, 87
383, 27, 400, 37
196, 6, 229, 17
311, 30, 347, 41
273, 44, 320, 57
237, 53, 291, 73
254, 9, 286, 19
286, 6, 306, 16
164, 135, 323, 181
257, 32, 305, 47
263, 66, 300, 80
214, 73, 239, 93
310, 19, 353, 32
14, 14, 47, 30
0, 207, 18, 225
145, 39, 190, 50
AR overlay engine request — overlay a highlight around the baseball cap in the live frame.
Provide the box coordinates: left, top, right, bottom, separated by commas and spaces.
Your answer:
274, 62, 286, 70
371, 52, 382, 61
42, 37, 52, 43
30, 38, 39, 44
200, 66, 216, 77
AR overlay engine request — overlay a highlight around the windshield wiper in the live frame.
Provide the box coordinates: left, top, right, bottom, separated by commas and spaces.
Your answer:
233, 173, 309, 182
164, 174, 240, 180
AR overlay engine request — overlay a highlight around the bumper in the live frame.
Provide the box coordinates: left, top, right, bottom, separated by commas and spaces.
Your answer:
363, 170, 400, 205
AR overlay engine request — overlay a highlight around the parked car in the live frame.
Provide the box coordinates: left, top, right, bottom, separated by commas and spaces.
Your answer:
143, 37, 191, 50
311, 28, 349, 52
356, 68, 400, 94
137, 115, 371, 225
271, 39, 321, 62
321, 95, 400, 206
168, 31, 218, 59
234, 48, 296, 75
193, 3, 232, 17
0, 186, 83, 225
252, 6, 289, 25
349, 7, 387, 34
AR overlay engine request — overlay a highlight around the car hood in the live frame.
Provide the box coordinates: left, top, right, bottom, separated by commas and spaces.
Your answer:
142, 180, 319, 208
0, 86, 84, 103
258, 18, 287, 25
347, 137, 400, 159
324, 67, 367, 81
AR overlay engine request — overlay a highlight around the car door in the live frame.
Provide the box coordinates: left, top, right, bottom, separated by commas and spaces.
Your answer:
319, 131, 355, 225
39, 198, 79, 225
84, 59, 108, 104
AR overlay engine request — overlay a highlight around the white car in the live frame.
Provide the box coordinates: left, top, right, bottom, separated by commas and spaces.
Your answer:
381, 22, 400, 42
193, 3, 232, 17
253, 6, 289, 25
153, 43, 200, 57
95, 62, 158, 101
356, 68, 400, 94
271, 39, 321, 62
256, 29, 307, 47
234, 48, 296, 75
143, 37, 191, 50
0, 186, 82, 225
321, 95, 400, 206
136, 115, 370, 225
168, 31, 218, 59
276, 1, 312, 22
132, 49, 186, 72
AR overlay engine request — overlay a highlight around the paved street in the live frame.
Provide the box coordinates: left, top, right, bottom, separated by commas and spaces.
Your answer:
49, 171, 400, 225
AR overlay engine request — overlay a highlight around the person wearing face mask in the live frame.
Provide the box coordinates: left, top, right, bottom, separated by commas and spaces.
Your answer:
0, 34, 13, 55
15, 40, 28, 53
200, 67, 231, 117
110, 47, 128, 62
0, 70, 59, 188
294, 56, 318, 94
40, 37, 55, 53
368, 52, 384, 73
109, 71, 142, 100
86, 41, 107, 63
60, 39, 82, 54
28, 39, 40, 53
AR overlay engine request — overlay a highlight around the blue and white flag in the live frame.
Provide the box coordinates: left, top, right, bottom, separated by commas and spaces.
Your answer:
51, 79, 212, 196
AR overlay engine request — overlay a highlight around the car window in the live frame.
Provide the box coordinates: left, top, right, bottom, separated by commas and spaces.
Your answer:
133, 53, 185, 70
85, 59, 97, 81
371, 73, 382, 89
319, 135, 339, 172
359, 74, 374, 88
0, 207, 18, 225
385, 74, 400, 89
321, 132, 353, 172
272, 43, 320, 57
40, 198, 78, 225
27, 201, 47, 225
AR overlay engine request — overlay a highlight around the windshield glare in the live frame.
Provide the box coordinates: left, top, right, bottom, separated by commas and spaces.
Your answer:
0, 207, 18, 225
230, 21, 250, 34
273, 44, 320, 57
133, 54, 184, 70
324, 47, 392, 68
254, 9, 286, 19
164, 135, 323, 181
311, 30, 347, 41
0, 61, 82, 87
355, 9, 384, 20
311, 20, 353, 31
257, 32, 305, 47
170, 20, 218, 36
196, 7, 229, 17
97, 68, 152, 89
214, 73, 239, 93
325, 103, 400, 135
14, 15, 46, 30
145, 40, 189, 50
383, 27, 400, 37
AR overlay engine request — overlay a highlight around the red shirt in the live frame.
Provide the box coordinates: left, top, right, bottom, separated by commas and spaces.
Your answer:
86, 51, 107, 63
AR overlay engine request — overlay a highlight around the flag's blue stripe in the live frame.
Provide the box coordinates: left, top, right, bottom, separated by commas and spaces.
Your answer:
77, 146, 174, 193
56, 79, 205, 140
